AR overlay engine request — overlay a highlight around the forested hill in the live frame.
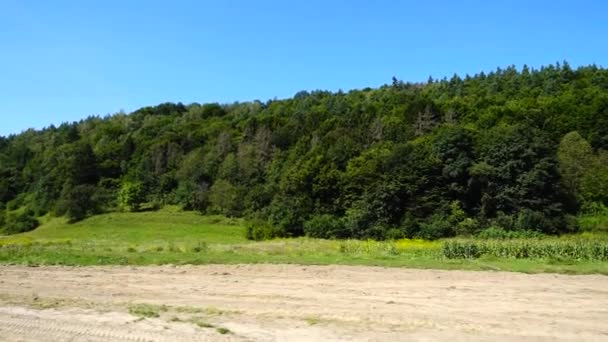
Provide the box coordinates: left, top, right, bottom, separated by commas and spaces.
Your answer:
1, 62, 608, 239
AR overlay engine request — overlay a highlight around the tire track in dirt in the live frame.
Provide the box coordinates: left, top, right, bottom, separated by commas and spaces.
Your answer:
0, 307, 220, 342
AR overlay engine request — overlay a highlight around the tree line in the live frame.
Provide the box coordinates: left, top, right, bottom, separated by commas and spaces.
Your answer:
1, 62, 607, 239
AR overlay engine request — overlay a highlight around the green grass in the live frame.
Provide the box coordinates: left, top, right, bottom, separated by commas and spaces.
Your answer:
579, 212, 608, 232
128, 303, 168, 318
216, 327, 231, 335
1, 211, 608, 274
9, 211, 246, 245
193, 319, 215, 328
305, 315, 322, 326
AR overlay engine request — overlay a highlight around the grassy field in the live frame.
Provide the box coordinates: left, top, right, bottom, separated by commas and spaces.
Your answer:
1, 209, 608, 275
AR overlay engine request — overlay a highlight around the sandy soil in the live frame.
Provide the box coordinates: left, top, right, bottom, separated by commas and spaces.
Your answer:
0, 265, 607, 341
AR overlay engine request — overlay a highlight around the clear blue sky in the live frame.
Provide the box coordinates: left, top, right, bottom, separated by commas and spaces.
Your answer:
1, 0, 607, 136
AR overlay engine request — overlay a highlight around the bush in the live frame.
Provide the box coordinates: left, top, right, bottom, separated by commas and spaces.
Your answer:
2, 211, 40, 235
208, 180, 241, 217
303, 214, 347, 239
418, 215, 454, 240
245, 219, 285, 241
477, 226, 544, 239
118, 181, 145, 212
491, 212, 516, 230
56, 184, 101, 223
363, 224, 393, 240
267, 196, 310, 237
456, 218, 480, 236
385, 228, 406, 240
581, 202, 608, 216
6, 198, 23, 211
400, 214, 420, 238
490, 210, 572, 235
192, 241, 208, 253
515, 209, 548, 231
341, 201, 392, 239
579, 204, 608, 232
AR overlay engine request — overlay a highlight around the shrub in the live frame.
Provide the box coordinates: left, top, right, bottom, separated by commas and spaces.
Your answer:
491, 212, 516, 231
362, 224, 393, 240
579, 207, 608, 232
477, 226, 508, 239
6, 198, 23, 211
245, 219, 284, 241
400, 214, 420, 238
456, 218, 480, 236
515, 209, 548, 231
118, 181, 145, 212
192, 241, 208, 253
581, 202, 608, 216
56, 184, 101, 223
418, 215, 454, 240
2, 211, 40, 235
477, 226, 544, 239
216, 327, 231, 335
267, 196, 310, 237
385, 228, 406, 240
208, 180, 241, 217
489, 210, 573, 235
128, 304, 167, 318
342, 204, 373, 239
303, 214, 347, 239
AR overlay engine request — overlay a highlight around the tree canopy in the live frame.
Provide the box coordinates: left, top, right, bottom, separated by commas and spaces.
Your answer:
1, 63, 607, 238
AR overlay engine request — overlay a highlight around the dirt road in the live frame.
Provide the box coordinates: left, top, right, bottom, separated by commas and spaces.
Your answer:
0, 265, 607, 341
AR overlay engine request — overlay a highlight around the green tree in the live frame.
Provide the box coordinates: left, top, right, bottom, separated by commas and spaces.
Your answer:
476, 126, 575, 233
558, 132, 596, 202
558, 132, 608, 208
2, 210, 39, 235
118, 182, 145, 212
56, 184, 101, 223
208, 180, 239, 216
2, 63, 608, 238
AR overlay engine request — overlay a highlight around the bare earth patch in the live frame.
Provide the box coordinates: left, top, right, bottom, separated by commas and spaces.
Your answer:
0, 264, 607, 341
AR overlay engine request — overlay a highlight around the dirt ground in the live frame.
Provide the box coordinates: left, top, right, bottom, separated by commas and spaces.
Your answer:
0, 265, 607, 341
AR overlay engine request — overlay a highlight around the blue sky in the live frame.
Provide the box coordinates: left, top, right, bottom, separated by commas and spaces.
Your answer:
1, 0, 607, 136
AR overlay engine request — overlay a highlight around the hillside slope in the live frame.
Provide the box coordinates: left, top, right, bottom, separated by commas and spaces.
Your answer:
1, 62, 608, 238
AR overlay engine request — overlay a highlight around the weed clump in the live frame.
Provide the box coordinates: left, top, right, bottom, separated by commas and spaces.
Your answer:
192, 241, 208, 253
128, 303, 168, 318
216, 327, 231, 334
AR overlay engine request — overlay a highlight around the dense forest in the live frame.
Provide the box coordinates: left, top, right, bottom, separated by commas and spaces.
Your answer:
1, 62, 608, 239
